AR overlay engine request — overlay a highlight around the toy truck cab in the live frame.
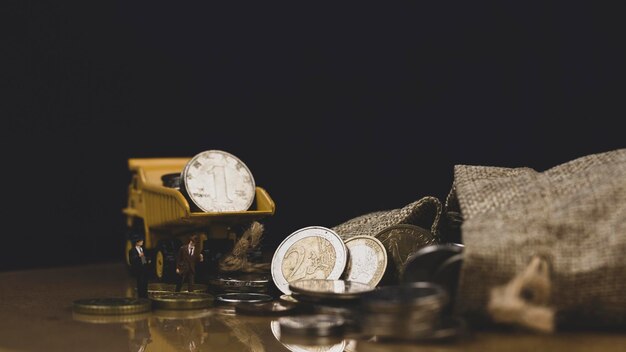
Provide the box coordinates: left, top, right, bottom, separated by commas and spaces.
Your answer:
123, 158, 275, 281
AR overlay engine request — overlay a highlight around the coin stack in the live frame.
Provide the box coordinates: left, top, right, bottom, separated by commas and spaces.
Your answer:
360, 282, 449, 340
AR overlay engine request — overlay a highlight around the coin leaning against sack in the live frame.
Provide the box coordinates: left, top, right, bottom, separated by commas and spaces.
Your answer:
272, 226, 396, 294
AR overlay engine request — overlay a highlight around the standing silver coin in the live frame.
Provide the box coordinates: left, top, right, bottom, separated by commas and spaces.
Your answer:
182, 150, 255, 212
272, 226, 347, 295
343, 235, 388, 288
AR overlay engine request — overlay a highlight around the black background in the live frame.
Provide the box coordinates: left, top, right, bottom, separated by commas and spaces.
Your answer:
3, 1, 624, 271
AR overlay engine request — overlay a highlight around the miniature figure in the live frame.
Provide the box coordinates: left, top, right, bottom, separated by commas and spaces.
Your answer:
176, 235, 204, 292
128, 235, 150, 298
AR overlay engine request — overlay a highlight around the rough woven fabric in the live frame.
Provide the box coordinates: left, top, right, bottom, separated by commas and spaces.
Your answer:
332, 196, 442, 240
453, 149, 626, 327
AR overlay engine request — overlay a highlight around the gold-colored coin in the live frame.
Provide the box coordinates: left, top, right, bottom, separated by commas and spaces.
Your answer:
72, 298, 151, 315
375, 224, 437, 277
150, 292, 214, 310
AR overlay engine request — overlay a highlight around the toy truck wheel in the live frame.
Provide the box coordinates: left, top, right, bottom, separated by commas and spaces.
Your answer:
154, 239, 181, 282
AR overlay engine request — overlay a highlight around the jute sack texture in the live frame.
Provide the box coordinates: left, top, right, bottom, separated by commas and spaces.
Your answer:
333, 149, 626, 328
452, 149, 626, 327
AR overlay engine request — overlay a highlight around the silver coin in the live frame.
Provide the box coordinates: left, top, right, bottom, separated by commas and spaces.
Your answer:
271, 226, 347, 295
215, 293, 273, 304
289, 279, 373, 301
343, 235, 387, 288
182, 150, 255, 212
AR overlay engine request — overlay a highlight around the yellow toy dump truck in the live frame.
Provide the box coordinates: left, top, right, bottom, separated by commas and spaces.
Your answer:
122, 158, 275, 281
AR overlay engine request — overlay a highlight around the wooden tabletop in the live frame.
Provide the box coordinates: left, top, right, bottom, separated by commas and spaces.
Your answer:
1, 263, 624, 352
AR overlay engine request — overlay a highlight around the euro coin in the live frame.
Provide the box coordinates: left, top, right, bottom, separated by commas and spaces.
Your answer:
271, 226, 347, 295
343, 235, 387, 287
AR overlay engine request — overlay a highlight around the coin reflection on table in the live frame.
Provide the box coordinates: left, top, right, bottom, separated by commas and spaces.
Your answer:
270, 320, 346, 352
235, 301, 298, 316
272, 226, 348, 295
343, 235, 388, 287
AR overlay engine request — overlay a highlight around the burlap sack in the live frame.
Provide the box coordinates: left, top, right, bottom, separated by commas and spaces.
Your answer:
333, 149, 626, 328
452, 149, 626, 328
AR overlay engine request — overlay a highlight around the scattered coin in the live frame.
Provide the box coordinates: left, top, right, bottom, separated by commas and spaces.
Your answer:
362, 282, 448, 314
272, 226, 348, 295
181, 150, 256, 212
143, 283, 208, 295
343, 235, 387, 288
289, 279, 373, 302
215, 293, 273, 305
72, 297, 151, 315
374, 224, 437, 277
361, 283, 449, 339
402, 244, 463, 283
432, 253, 464, 303
161, 172, 181, 189
209, 274, 270, 293
235, 301, 298, 316
150, 292, 214, 310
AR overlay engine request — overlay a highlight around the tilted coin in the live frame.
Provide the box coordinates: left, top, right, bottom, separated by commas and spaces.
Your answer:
343, 235, 387, 287
150, 292, 214, 310
401, 244, 463, 283
235, 301, 298, 316
432, 253, 464, 304
161, 172, 181, 189
181, 150, 255, 212
270, 320, 346, 352
374, 224, 438, 277
289, 279, 373, 301
271, 226, 348, 295
72, 297, 151, 315
216, 293, 273, 305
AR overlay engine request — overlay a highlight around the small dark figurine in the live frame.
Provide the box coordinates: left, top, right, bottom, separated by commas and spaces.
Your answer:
176, 234, 204, 292
128, 235, 150, 298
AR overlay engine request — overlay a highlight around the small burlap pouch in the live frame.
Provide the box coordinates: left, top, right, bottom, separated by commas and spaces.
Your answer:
451, 149, 626, 329
332, 196, 442, 241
